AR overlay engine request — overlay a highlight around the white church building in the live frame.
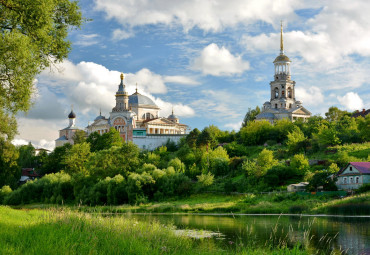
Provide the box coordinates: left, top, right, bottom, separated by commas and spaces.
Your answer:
56, 74, 188, 150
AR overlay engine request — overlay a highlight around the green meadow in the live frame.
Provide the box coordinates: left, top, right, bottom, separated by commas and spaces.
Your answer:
0, 206, 315, 255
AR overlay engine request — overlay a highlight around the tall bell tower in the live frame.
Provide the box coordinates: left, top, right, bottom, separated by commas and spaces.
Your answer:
269, 21, 296, 110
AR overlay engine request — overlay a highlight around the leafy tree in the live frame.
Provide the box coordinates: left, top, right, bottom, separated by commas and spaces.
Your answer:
290, 154, 309, 175
273, 118, 295, 143
327, 163, 340, 174
313, 125, 341, 147
17, 142, 36, 168
72, 130, 87, 144
325, 106, 350, 122
63, 142, 91, 175
196, 172, 214, 187
240, 120, 273, 145
0, 138, 20, 188
255, 148, 278, 176
40, 143, 71, 175
86, 142, 140, 179
242, 106, 261, 127
185, 128, 200, 148
196, 127, 217, 148
86, 128, 123, 152
286, 126, 307, 153
358, 114, 370, 141
0, 0, 82, 139
168, 158, 185, 173
307, 171, 337, 191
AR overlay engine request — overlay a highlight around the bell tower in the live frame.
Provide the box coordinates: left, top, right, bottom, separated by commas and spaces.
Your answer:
269, 21, 296, 110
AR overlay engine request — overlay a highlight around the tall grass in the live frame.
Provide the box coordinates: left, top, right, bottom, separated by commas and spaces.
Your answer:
0, 206, 320, 255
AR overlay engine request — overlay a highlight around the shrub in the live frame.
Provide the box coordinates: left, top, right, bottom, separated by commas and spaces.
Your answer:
0, 185, 12, 204
357, 184, 370, 194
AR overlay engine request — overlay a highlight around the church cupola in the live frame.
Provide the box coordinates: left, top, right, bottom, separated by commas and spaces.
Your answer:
68, 107, 76, 127
273, 22, 291, 81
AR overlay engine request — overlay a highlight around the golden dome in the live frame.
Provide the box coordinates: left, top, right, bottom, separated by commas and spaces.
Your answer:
274, 54, 291, 63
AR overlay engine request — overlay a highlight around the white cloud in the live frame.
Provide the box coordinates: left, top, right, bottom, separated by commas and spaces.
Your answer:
192, 43, 249, 76
74, 34, 100, 46
112, 28, 134, 40
224, 121, 242, 131
337, 92, 364, 111
164, 75, 200, 85
295, 86, 324, 106
12, 138, 55, 151
94, 0, 301, 32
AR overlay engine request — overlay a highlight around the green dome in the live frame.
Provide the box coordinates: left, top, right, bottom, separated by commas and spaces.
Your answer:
273, 54, 290, 63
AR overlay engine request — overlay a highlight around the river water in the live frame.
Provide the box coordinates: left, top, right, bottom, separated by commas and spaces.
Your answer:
129, 214, 370, 254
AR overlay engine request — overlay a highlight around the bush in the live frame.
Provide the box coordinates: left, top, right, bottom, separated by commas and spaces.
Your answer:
357, 184, 370, 194
0, 185, 12, 204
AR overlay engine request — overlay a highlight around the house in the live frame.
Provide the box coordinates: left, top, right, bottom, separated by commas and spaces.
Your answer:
19, 168, 40, 184
287, 182, 309, 192
351, 109, 370, 118
336, 162, 370, 190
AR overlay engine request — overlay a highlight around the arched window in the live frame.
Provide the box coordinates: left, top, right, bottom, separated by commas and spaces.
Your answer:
274, 88, 279, 98
356, 177, 360, 183
142, 113, 154, 120
350, 177, 353, 183
343, 177, 347, 184
288, 88, 292, 98
282, 91, 285, 96
275, 104, 277, 109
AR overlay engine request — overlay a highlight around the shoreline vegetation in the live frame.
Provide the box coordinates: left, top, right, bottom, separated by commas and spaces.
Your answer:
0, 206, 343, 255
13, 192, 370, 216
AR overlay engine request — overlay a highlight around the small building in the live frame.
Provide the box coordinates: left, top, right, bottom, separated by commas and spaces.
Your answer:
336, 162, 370, 190
287, 182, 309, 192
19, 168, 40, 184
351, 109, 370, 118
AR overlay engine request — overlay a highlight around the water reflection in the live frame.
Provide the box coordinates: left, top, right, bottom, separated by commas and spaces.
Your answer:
129, 214, 370, 255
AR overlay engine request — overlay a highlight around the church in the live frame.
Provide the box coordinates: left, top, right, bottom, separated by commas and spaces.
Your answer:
56, 74, 188, 149
255, 23, 311, 123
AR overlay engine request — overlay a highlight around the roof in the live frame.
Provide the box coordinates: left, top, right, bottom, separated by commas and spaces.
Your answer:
256, 112, 276, 119
68, 110, 76, 118
56, 135, 68, 141
338, 162, 370, 175
129, 93, 159, 108
351, 109, 370, 118
273, 54, 290, 63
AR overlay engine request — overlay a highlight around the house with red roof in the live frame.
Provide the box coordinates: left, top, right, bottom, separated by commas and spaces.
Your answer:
336, 162, 370, 190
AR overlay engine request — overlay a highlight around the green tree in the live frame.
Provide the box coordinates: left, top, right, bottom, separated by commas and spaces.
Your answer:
358, 114, 370, 141
40, 143, 71, 175
168, 158, 186, 173
240, 120, 273, 146
185, 128, 200, 148
86, 128, 123, 152
17, 142, 36, 168
286, 126, 307, 153
307, 171, 337, 191
325, 106, 350, 122
72, 130, 87, 144
0, 139, 19, 188
290, 154, 309, 175
0, 0, 82, 139
255, 148, 278, 176
196, 127, 217, 148
242, 106, 261, 127
313, 125, 341, 147
63, 142, 91, 175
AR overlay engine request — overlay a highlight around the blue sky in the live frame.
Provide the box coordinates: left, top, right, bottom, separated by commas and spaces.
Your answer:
14, 0, 370, 150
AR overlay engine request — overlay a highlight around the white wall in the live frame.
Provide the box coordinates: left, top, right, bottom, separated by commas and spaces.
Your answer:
133, 135, 185, 150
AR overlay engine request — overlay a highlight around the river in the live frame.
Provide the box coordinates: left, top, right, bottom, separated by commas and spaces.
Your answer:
128, 214, 370, 254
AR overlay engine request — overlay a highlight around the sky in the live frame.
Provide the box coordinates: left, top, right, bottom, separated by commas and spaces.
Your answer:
14, 0, 370, 150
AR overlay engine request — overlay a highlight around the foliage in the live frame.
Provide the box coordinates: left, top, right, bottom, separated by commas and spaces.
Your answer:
286, 126, 307, 153
196, 172, 214, 187
240, 120, 273, 146
72, 130, 86, 144
0, 0, 82, 139
0, 185, 12, 204
62, 142, 91, 175
86, 128, 123, 152
241, 106, 260, 127
307, 171, 337, 192
0, 138, 20, 188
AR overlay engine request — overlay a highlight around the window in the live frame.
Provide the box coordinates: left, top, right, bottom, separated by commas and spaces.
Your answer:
288, 88, 292, 98
343, 177, 347, 184
141, 113, 154, 120
274, 88, 279, 98
350, 177, 353, 183
275, 104, 277, 109
289, 103, 292, 108
356, 177, 360, 183
349, 166, 352, 171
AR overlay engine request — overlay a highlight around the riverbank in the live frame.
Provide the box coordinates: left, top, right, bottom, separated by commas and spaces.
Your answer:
0, 206, 313, 255
16, 192, 370, 216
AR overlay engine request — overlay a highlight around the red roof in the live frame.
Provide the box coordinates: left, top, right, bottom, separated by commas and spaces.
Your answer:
21, 168, 40, 177
350, 162, 370, 174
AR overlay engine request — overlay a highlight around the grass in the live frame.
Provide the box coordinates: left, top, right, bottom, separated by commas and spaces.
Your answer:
17, 192, 369, 216
0, 206, 317, 255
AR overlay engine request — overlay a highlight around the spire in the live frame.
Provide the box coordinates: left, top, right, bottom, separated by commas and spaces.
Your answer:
99, 108, 101, 116
280, 20, 284, 55
172, 107, 174, 115
120, 73, 124, 81
135, 82, 138, 93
